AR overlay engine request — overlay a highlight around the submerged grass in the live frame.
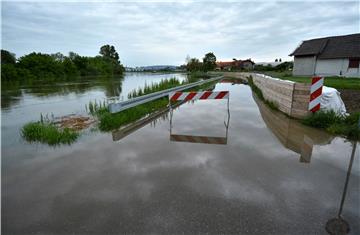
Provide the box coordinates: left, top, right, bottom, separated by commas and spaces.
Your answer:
95, 98, 169, 131
22, 122, 79, 145
302, 111, 360, 140
128, 77, 181, 99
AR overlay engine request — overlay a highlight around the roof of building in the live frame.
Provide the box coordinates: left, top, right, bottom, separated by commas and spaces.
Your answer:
289, 33, 360, 59
216, 59, 255, 67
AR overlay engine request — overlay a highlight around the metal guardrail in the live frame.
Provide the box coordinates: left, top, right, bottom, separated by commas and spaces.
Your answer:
109, 75, 224, 113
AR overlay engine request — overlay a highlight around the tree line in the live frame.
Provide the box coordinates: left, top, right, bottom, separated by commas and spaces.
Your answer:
1, 45, 124, 81
184, 52, 217, 72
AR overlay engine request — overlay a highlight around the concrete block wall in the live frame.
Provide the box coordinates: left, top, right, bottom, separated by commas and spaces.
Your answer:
222, 72, 311, 119
251, 73, 295, 116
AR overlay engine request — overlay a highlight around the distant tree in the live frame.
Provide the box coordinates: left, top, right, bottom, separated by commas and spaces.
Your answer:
202, 52, 217, 71
1, 49, 16, 64
274, 61, 293, 71
233, 58, 237, 61
279, 58, 282, 62
185, 55, 191, 64
186, 58, 202, 72
99, 45, 120, 63
63, 57, 79, 77
68, 51, 79, 61
275, 59, 278, 62
51, 52, 65, 62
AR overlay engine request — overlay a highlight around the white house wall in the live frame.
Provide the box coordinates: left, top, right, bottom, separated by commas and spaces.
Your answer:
293, 56, 316, 76
315, 58, 360, 77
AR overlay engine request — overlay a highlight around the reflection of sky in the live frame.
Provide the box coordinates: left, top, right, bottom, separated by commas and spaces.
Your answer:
2, 83, 360, 234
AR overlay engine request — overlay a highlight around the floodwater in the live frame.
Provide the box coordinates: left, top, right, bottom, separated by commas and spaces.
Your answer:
2, 73, 359, 234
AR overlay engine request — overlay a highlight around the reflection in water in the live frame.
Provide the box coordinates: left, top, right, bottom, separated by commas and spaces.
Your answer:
1, 76, 124, 109
252, 92, 334, 163
326, 142, 357, 234
169, 101, 230, 145
111, 101, 184, 141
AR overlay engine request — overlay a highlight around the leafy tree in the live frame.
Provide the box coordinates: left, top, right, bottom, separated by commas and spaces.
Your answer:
99, 45, 120, 63
17, 52, 64, 79
51, 52, 65, 62
63, 57, 79, 77
202, 52, 217, 71
186, 58, 202, 72
1, 49, 16, 64
275, 59, 278, 62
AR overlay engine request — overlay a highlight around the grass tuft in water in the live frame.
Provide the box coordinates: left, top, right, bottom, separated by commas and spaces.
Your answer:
302, 110, 360, 140
128, 77, 181, 99
22, 122, 79, 145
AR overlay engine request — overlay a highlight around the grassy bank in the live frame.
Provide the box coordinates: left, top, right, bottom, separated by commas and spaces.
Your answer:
302, 111, 360, 140
22, 122, 79, 145
258, 71, 360, 90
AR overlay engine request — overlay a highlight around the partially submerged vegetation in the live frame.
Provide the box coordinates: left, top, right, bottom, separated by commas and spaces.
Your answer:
89, 77, 219, 131
22, 122, 79, 146
302, 111, 360, 140
128, 77, 181, 99
92, 98, 169, 131
21, 114, 95, 145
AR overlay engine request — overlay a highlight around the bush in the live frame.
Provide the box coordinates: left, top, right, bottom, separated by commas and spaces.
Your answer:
302, 110, 343, 129
302, 110, 360, 140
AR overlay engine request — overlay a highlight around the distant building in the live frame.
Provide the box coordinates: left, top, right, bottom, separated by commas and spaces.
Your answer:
290, 33, 360, 77
216, 59, 255, 71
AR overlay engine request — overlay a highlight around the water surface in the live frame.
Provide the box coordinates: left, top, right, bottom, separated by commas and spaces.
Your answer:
2, 73, 359, 234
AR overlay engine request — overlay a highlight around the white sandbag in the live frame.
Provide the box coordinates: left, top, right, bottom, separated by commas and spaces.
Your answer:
320, 86, 347, 116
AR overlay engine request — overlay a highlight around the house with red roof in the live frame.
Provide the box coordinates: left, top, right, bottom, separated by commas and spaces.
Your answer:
216, 59, 255, 71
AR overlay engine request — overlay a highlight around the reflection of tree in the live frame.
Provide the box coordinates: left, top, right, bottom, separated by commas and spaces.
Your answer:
1, 75, 125, 109
103, 76, 123, 98
1, 88, 22, 109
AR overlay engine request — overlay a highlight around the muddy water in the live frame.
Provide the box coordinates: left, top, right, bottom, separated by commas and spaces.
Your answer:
2, 76, 359, 234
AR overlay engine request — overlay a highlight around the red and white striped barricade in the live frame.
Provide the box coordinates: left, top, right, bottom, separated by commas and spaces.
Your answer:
169, 90, 229, 102
308, 76, 324, 112
170, 134, 227, 145
168, 90, 230, 145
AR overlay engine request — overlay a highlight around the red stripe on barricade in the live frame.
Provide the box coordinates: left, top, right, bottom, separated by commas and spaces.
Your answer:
310, 87, 322, 100
310, 103, 320, 112
199, 91, 212, 99
215, 91, 228, 99
184, 92, 197, 101
311, 76, 322, 84
170, 92, 182, 101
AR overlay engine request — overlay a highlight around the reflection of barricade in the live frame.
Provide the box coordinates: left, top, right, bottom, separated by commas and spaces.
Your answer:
169, 91, 230, 145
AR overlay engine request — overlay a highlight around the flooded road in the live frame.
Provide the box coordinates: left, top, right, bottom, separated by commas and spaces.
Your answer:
2, 74, 359, 234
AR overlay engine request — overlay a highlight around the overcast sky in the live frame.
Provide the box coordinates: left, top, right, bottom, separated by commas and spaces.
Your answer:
2, 1, 359, 66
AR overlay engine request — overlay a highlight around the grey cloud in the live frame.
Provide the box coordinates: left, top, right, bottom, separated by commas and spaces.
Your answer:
2, 1, 359, 66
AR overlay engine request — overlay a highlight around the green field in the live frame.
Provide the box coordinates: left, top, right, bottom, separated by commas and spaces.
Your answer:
258, 71, 360, 90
